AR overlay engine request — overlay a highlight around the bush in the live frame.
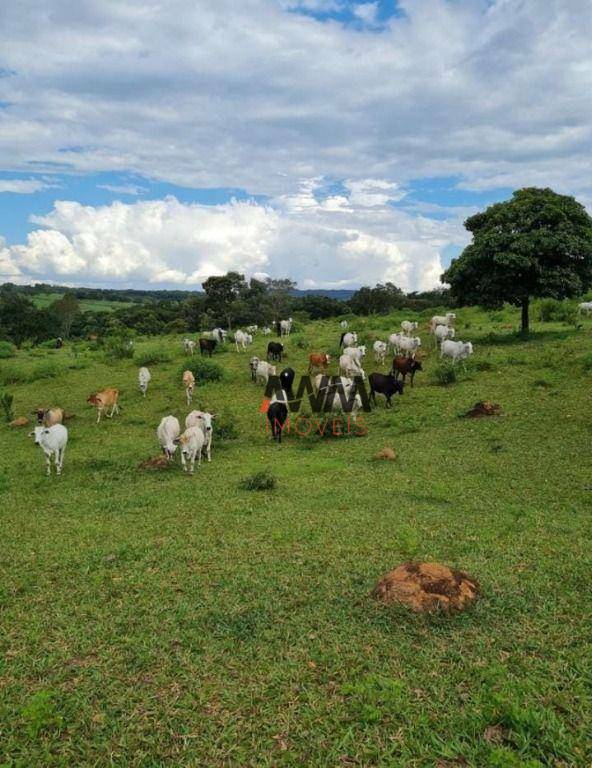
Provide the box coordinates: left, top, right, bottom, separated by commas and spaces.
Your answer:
104, 332, 135, 360
213, 415, 238, 440
0, 392, 14, 422
536, 298, 577, 324
431, 363, 457, 386
180, 359, 223, 384
239, 470, 277, 491
0, 341, 16, 359
135, 347, 173, 366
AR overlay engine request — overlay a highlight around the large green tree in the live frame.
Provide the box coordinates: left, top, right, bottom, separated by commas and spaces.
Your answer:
443, 188, 592, 333
202, 272, 247, 328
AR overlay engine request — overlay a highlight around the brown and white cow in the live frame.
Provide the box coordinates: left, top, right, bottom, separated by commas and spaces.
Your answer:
87, 388, 119, 423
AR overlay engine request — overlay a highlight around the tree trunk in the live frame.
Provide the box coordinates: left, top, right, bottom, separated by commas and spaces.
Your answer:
520, 297, 529, 334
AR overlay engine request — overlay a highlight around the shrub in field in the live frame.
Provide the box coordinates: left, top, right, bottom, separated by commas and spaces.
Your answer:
239, 470, 276, 491
33, 361, 60, 380
135, 347, 173, 366
536, 298, 577, 324
0, 341, 16, 359
104, 333, 135, 360
213, 415, 238, 440
181, 359, 223, 384
0, 392, 14, 422
431, 363, 457, 386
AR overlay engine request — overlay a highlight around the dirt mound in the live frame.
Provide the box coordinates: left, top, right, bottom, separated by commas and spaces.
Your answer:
139, 455, 170, 471
9, 417, 29, 427
372, 562, 479, 613
464, 401, 501, 418
374, 447, 396, 461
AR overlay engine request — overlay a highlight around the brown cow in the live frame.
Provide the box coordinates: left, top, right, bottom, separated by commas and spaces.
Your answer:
308, 353, 331, 374
182, 370, 195, 405
87, 388, 119, 423
391, 356, 423, 387
34, 407, 64, 427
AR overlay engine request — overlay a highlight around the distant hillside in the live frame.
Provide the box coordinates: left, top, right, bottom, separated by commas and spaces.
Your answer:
291, 289, 354, 300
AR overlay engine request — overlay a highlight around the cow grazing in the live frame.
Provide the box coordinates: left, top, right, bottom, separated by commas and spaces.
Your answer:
441, 339, 474, 367
279, 318, 293, 337
156, 415, 180, 460
429, 313, 456, 332
199, 338, 217, 357
255, 360, 276, 385
308, 352, 331, 373
30, 424, 68, 476
279, 367, 295, 397
174, 426, 205, 474
249, 356, 260, 381
182, 370, 195, 405
578, 302, 592, 315
234, 330, 253, 351
183, 338, 196, 355
373, 340, 387, 364
87, 388, 119, 423
369, 373, 404, 408
138, 367, 151, 397
267, 398, 289, 444
35, 407, 64, 427
340, 320, 348, 329
339, 354, 365, 380
434, 324, 455, 346
392, 356, 423, 387
185, 410, 215, 462
340, 331, 357, 348
267, 341, 284, 362
401, 320, 418, 336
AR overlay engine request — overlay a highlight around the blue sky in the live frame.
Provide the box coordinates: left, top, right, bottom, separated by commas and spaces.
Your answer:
0, 0, 589, 291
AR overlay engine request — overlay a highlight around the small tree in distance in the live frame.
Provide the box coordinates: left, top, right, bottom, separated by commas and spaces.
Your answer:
442, 188, 592, 333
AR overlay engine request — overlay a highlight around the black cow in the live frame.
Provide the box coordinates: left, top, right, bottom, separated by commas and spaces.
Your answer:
199, 338, 217, 357
279, 367, 295, 398
369, 372, 404, 408
267, 401, 288, 443
267, 341, 284, 362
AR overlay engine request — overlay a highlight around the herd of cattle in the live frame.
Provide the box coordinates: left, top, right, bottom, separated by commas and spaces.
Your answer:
29, 313, 475, 473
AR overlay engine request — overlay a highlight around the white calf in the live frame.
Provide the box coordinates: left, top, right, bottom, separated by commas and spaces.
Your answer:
249, 356, 260, 381
340, 320, 348, 329
234, 330, 253, 351
157, 416, 180, 460
31, 424, 68, 476
373, 340, 387, 364
186, 410, 215, 462
138, 366, 151, 397
175, 426, 205, 474
434, 324, 456, 346
183, 338, 196, 355
280, 318, 293, 336
430, 313, 456, 332
440, 339, 473, 367
255, 360, 276, 385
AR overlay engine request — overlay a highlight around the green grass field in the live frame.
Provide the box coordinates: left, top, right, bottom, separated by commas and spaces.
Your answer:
29, 292, 134, 313
1, 306, 591, 766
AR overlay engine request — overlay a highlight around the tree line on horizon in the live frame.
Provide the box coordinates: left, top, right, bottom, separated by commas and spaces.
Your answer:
1, 187, 591, 345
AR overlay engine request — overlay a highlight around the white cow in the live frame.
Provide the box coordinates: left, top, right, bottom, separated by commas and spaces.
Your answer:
175, 426, 205, 474
182, 370, 195, 405
401, 320, 418, 336
373, 340, 387, 364
255, 360, 276, 385
185, 410, 215, 462
183, 338, 196, 355
138, 367, 151, 397
280, 318, 293, 336
246, 324, 258, 335
398, 336, 421, 357
441, 339, 474, 367
249, 356, 260, 381
156, 416, 180, 460
313, 374, 362, 423
262, 326, 272, 336
340, 320, 348, 329
341, 331, 357, 348
31, 424, 68, 476
434, 324, 455, 346
212, 328, 227, 344
339, 353, 365, 380
343, 345, 366, 366
578, 302, 592, 315
234, 330, 253, 351
430, 313, 456, 332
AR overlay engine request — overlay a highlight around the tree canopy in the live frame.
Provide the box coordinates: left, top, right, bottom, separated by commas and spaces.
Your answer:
442, 187, 592, 332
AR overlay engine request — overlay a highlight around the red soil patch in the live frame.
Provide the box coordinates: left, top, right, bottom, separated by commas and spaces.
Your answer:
372, 562, 479, 613
464, 401, 501, 418
139, 455, 171, 471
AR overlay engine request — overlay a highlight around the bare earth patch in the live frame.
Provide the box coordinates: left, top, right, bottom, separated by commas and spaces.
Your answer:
372, 562, 479, 613
138, 455, 171, 471
374, 447, 396, 461
464, 401, 502, 418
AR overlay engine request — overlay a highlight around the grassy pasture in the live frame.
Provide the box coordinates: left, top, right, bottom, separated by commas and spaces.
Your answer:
1, 306, 591, 766
28, 292, 135, 313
